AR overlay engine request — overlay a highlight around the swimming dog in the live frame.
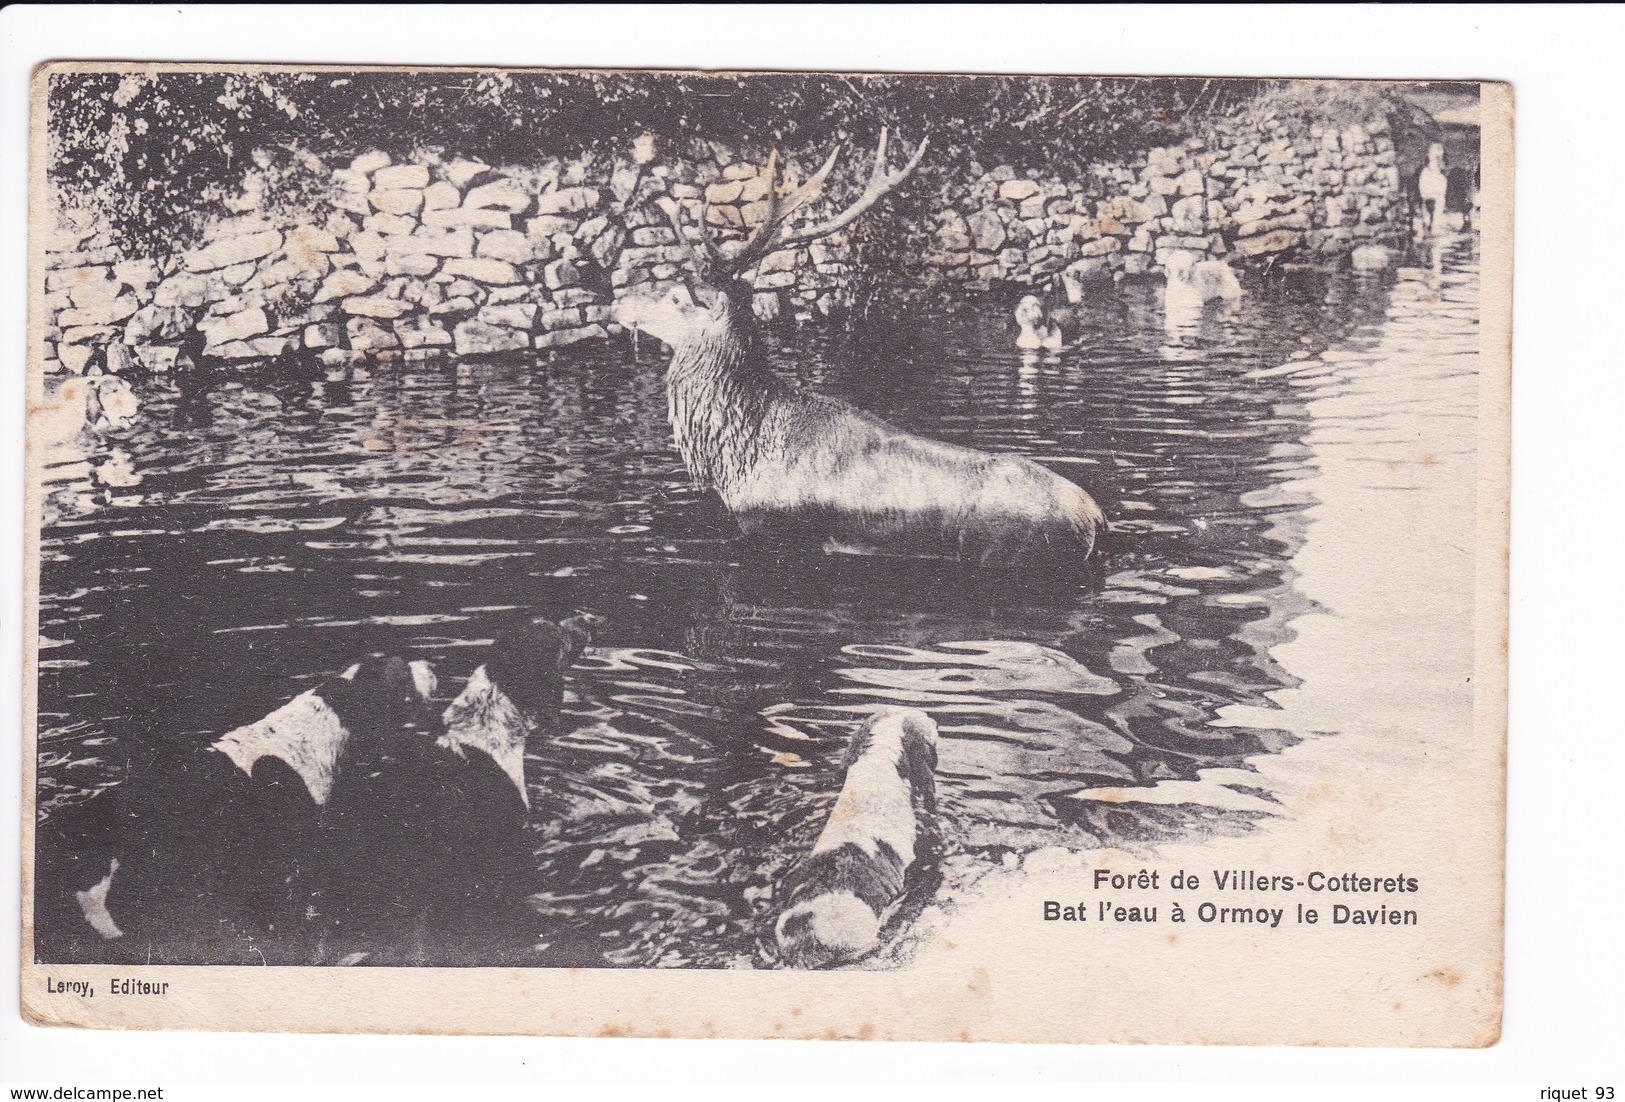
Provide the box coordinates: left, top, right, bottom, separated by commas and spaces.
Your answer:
774, 707, 940, 968
311, 617, 594, 966
33, 656, 435, 965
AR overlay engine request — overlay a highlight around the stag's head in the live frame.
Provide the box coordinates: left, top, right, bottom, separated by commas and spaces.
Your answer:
611, 129, 928, 350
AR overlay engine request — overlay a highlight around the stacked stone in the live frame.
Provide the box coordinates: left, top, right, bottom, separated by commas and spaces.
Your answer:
39, 113, 1408, 376
924, 167, 1115, 286
318, 150, 617, 359
42, 225, 154, 375
917, 108, 1404, 290
609, 152, 857, 322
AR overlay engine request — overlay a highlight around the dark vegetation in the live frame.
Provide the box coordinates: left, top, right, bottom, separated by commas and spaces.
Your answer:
48, 69, 1430, 259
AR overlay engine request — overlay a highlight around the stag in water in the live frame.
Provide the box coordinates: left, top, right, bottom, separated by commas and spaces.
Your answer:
613, 130, 1106, 566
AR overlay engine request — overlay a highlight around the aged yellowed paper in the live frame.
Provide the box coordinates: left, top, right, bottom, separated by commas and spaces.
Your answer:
22, 64, 1509, 1044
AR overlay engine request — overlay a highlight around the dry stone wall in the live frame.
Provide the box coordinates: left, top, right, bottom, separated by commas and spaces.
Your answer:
923, 110, 1405, 286
41, 106, 1406, 376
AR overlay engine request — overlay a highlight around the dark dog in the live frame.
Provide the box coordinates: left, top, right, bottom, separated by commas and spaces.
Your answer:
33, 656, 435, 965
774, 707, 939, 968
311, 617, 594, 966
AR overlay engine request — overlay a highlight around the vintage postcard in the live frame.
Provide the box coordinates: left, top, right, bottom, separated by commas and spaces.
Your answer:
21, 64, 1509, 1044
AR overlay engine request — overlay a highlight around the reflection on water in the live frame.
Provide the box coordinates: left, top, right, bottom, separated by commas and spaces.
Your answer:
35, 242, 1479, 966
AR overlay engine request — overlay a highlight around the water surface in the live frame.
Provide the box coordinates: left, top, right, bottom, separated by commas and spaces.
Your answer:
36, 243, 1478, 967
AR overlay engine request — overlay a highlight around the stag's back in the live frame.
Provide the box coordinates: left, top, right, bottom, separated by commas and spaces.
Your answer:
723, 387, 1104, 563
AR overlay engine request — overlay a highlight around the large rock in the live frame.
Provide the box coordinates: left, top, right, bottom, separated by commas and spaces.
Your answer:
475, 229, 535, 265
303, 322, 344, 350
315, 269, 379, 303
124, 304, 194, 344
1146, 147, 1184, 177
351, 151, 392, 175
705, 180, 745, 205
59, 325, 121, 346
333, 168, 371, 194
934, 212, 971, 251
453, 319, 530, 356
429, 296, 479, 317
65, 272, 128, 307
1236, 212, 1310, 238
211, 336, 292, 360
477, 303, 537, 330
967, 209, 1006, 252
538, 306, 583, 330
153, 271, 224, 309
385, 250, 441, 278
370, 188, 425, 217
535, 324, 608, 350
533, 187, 600, 217
551, 287, 599, 309
611, 164, 641, 204
286, 224, 342, 256
423, 181, 461, 211
185, 230, 283, 273
364, 212, 418, 237
542, 258, 580, 290
342, 295, 413, 319
58, 295, 139, 328
57, 343, 95, 374
422, 208, 513, 232
396, 320, 453, 350
45, 265, 109, 293
464, 181, 533, 213
218, 261, 259, 288
132, 344, 181, 373
444, 159, 490, 188
412, 228, 475, 258
442, 257, 521, 284
345, 317, 400, 353
373, 164, 430, 190
200, 306, 269, 348
998, 179, 1040, 202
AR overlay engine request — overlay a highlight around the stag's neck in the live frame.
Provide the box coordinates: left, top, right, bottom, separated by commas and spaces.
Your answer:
665, 295, 783, 493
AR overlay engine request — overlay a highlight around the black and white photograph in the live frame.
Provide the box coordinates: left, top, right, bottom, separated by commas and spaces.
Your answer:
21, 60, 1509, 1044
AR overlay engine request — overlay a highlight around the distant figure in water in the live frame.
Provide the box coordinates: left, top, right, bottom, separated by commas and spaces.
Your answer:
1014, 266, 1090, 352
774, 707, 939, 968
1165, 252, 1243, 308
1163, 251, 1242, 337
1014, 294, 1063, 352
1418, 142, 1448, 238
32, 373, 139, 450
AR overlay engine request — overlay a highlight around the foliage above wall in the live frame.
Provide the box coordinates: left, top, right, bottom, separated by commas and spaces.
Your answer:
46, 69, 1422, 257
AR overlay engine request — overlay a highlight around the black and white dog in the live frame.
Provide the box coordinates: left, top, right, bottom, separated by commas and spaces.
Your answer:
34, 656, 436, 965
774, 707, 940, 968
36, 615, 594, 967
311, 617, 594, 966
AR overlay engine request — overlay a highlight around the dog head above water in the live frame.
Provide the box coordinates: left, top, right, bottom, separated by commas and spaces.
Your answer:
437, 614, 600, 806
480, 614, 597, 722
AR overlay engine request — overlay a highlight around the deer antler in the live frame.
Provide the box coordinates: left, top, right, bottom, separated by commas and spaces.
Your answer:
773, 128, 929, 252
659, 129, 928, 285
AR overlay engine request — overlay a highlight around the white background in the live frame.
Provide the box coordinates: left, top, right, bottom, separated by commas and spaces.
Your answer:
1, 4, 1619, 1093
